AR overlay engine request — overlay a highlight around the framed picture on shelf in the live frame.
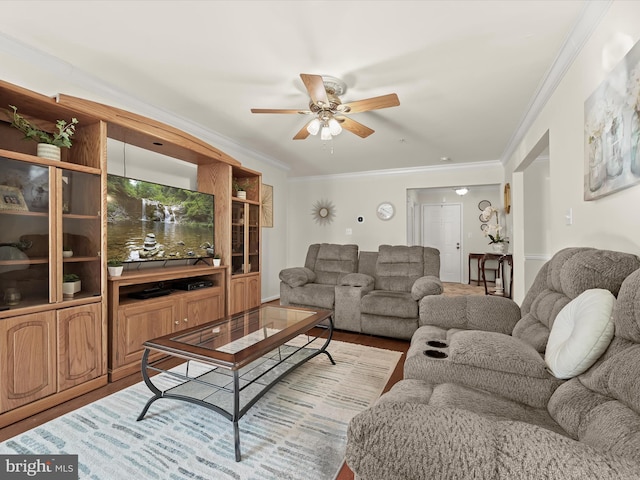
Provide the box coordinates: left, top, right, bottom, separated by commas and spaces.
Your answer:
0, 185, 29, 212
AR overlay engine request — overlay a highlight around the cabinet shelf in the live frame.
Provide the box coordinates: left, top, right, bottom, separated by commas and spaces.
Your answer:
0, 210, 48, 218
0, 148, 101, 175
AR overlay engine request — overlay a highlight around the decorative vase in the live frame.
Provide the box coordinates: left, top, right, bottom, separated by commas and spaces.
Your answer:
63, 250, 73, 258
108, 266, 123, 277
605, 114, 623, 178
62, 280, 81, 297
631, 110, 640, 177
37, 143, 61, 161
588, 136, 606, 192
237, 191, 247, 199
491, 243, 506, 254
4, 287, 21, 306
213, 258, 221, 267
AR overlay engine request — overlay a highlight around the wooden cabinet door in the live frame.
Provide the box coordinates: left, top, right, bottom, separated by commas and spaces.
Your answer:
180, 288, 224, 329
0, 311, 56, 413
57, 303, 103, 391
247, 275, 261, 310
230, 277, 246, 315
116, 298, 178, 367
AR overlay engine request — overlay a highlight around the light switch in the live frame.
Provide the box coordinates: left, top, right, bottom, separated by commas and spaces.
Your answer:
565, 208, 573, 225
346, 228, 353, 235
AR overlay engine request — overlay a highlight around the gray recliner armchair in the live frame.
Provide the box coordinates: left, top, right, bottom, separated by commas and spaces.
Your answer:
335, 245, 443, 339
279, 243, 359, 311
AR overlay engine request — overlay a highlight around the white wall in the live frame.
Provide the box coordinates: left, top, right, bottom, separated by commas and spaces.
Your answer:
286, 162, 503, 267
506, 1, 640, 302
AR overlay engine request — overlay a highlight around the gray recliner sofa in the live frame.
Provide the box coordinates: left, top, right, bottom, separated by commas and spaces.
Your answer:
346, 248, 640, 479
336, 245, 443, 339
279, 243, 359, 311
404, 247, 640, 407
280, 244, 443, 339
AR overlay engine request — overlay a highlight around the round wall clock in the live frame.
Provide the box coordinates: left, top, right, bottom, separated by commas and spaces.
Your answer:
376, 202, 395, 220
504, 183, 511, 214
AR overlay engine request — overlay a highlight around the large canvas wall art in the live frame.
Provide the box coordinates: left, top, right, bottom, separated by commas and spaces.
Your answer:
584, 39, 640, 200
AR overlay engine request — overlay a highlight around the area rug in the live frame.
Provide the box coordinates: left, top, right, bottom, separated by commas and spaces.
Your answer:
0, 340, 401, 480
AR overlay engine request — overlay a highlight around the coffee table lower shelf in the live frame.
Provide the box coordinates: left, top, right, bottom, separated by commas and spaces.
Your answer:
136, 330, 334, 461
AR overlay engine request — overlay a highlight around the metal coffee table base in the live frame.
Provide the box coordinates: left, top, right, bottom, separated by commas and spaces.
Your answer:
137, 323, 334, 461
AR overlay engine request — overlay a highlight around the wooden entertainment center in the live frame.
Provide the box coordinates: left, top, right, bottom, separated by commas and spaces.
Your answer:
0, 79, 261, 426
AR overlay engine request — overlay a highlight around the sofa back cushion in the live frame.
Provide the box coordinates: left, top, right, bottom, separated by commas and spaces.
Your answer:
374, 245, 425, 292
512, 248, 640, 352
304, 243, 359, 285
548, 267, 640, 461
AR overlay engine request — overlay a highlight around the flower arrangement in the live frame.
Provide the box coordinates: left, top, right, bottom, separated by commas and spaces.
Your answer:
481, 206, 508, 244
6, 105, 78, 148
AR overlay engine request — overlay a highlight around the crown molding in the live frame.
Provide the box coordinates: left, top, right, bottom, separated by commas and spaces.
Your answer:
0, 32, 290, 173
288, 159, 502, 183
500, 0, 611, 164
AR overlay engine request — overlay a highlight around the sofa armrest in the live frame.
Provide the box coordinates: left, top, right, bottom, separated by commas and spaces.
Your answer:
411, 275, 443, 300
279, 267, 316, 288
346, 403, 640, 480
419, 295, 521, 335
340, 273, 375, 290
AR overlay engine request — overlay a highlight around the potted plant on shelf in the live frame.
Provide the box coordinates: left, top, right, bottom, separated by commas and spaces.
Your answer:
62, 273, 81, 298
5, 104, 78, 161
62, 246, 73, 258
213, 253, 222, 267
107, 259, 124, 277
232, 178, 250, 199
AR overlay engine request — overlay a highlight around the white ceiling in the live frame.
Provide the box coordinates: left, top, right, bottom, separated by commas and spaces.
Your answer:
0, 1, 596, 177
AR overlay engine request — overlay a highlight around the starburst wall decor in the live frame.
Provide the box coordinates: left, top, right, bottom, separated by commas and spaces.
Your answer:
311, 199, 336, 225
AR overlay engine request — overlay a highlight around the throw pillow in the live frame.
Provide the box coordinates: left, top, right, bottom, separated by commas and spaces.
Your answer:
545, 288, 615, 379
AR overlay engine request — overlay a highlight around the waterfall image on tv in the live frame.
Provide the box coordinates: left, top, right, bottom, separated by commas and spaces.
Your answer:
106, 174, 214, 263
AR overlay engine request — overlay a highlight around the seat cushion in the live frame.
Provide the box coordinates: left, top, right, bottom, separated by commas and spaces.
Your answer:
361, 290, 418, 318
545, 288, 615, 379
282, 283, 336, 309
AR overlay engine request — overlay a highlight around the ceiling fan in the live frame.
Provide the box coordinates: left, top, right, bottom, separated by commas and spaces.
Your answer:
250, 73, 400, 140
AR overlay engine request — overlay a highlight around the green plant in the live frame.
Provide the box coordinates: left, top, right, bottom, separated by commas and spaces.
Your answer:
63, 273, 80, 283
213, 253, 221, 260
107, 259, 123, 267
6, 105, 78, 148
232, 178, 251, 192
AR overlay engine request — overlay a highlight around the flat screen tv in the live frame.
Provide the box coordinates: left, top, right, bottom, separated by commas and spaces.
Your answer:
106, 174, 214, 263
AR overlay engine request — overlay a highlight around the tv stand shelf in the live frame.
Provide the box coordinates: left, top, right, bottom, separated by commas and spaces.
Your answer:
107, 264, 227, 381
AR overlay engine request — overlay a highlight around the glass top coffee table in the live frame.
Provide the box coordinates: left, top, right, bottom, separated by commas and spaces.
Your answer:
136, 304, 334, 461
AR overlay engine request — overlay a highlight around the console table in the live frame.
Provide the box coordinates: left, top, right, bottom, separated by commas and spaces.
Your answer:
480, 253, 513, 299
469, 253, 497, 285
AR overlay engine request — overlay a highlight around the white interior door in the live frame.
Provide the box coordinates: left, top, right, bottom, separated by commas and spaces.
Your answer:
422, 204, 462, 282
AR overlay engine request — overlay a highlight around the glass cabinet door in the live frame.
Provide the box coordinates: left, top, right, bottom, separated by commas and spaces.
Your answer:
231, 201, 245, 275
248, 203, 260, 273
0, 157, 51, 309
61, 168, 102, 300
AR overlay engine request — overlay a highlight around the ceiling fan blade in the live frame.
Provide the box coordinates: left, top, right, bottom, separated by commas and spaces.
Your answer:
293, 121, 312, 140
251, 108, 311, 114
340, 93, 400, 114
300, 73, 330, 108
338, 116, 375, 138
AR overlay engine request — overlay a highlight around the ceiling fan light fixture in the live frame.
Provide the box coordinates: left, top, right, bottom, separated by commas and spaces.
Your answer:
328, 117, 342, 136
320, 125, 332, 141
307, 118, 321, 135
455, 187, 469, 196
